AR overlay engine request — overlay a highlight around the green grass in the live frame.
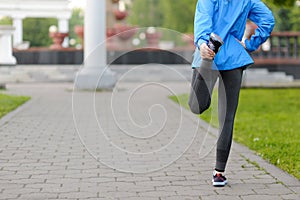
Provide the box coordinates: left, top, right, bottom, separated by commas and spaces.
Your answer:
169, 88, 300, 180
0, 92, 30, 119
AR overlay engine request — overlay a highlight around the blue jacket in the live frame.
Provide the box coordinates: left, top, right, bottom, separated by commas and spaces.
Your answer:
192, 0, 275, 70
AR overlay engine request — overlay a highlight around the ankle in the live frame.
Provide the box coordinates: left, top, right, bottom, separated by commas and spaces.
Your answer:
214, 168, 225, 173
214, 169, 225, 176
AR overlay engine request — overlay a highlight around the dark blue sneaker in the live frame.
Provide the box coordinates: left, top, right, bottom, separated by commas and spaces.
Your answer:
212, 172, 228, 187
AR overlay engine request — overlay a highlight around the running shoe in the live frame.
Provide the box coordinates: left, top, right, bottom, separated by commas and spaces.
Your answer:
212, 172, 228, 187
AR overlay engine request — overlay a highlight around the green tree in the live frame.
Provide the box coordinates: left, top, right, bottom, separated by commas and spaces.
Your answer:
289, 4, 300, 31
276, 8, 293, 31
262, 0, 300, 31
23, 18, 57, 47
128, 0, 164, 27
128, 0, 196, 32
264, 0, 296, 7
161, 0, 196, 33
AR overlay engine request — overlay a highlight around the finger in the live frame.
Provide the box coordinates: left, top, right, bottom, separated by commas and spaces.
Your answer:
204, 46, 215, 56
201, 51, 211, 59
200, 43, 215, 59
203, 46, 213, 55
207, 47, 215, 55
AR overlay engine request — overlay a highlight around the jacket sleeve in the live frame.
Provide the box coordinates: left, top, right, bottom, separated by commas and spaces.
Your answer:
194, 0, 216, 48
245, 0, 275, 52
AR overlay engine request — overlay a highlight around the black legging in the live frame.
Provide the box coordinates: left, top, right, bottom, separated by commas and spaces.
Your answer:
188, 62, 244, 171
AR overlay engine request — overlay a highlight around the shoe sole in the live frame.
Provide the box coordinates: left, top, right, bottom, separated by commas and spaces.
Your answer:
212, 179, 228, 187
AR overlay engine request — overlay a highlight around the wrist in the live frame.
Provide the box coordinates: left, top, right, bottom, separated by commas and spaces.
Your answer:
245, 39, 254, 52
196, 39, 208, 50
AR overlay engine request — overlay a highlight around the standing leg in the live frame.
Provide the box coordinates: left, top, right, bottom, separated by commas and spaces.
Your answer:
215, 67, 244, 172
188, 60, 219, 114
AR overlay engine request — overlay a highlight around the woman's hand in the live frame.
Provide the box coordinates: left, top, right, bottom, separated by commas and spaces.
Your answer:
200, 43, 215, 60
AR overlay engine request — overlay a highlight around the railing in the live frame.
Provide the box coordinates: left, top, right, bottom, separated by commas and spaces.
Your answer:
252, 32, 300, 65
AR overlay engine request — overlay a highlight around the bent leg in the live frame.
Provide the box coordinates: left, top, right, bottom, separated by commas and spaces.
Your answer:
188, 60, 218, 114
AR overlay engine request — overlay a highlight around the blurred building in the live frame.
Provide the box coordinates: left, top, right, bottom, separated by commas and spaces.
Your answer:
0, 0, 71, 48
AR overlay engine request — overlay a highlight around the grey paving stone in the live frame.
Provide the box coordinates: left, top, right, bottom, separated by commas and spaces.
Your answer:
281, 194, 300, 200
24, 183, 61, 189
41, 185, 79, 193
0, 193, 19, 200
253, 183, 294, 195
202, 195, 242, 200
289, 186, 300, 194
161, 196, 200, 200
115, 184, 154, 192
6, 178, 45, 185
170, 180, 208, 186
175, 188, 216, 196
135, 180, 172, 187
240, 194, 283, 200
138, 190, 177, 197
116, 176, 152, 182
83, 198, 111, 200
0, 174, 30, 180
241, 177, 278, 184
0, 183, 24, 190
102, 191, 139, 198
58, 191, 97, 199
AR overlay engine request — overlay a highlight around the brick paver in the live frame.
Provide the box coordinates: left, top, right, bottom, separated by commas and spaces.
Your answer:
0, 82, 299, 199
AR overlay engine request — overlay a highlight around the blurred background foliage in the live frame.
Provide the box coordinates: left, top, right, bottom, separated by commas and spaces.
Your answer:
23, 18, 58, 47
128, 0, 300, 32
128, 0, 196, 33
0, 0, 299, 47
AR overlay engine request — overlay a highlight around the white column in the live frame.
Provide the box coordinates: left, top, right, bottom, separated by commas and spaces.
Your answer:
58, 18, 69, 47
75, 0, 116, 89
12, 17, 23, 47
0, 26, 17, 65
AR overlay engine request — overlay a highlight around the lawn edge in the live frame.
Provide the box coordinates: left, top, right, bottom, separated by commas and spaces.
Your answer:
0, 96, 32, 127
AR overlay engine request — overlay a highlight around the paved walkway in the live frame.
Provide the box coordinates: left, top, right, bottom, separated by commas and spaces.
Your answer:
0, 81, 299, 200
